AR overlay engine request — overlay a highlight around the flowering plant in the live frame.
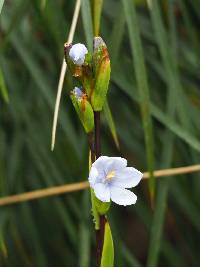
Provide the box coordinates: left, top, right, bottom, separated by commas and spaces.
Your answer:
64, 38, 142, 267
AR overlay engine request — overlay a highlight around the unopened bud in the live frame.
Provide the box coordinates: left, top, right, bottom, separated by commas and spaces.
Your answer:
91, 37, 111, 111
64, 43, 93, 96
69, 43, 88, 65
70, 87, 94, 133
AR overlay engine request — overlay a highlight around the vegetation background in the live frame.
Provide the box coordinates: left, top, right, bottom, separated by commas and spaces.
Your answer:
0, 0, 200, 266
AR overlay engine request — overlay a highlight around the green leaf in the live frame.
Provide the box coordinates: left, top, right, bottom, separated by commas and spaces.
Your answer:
90, 189, 100, 230
0, 68, 9, 103
0, 0, 5, 14
147, 0, 191, 129
112, 70, 200, 154
94, 193, 111, 215
93, 0, 103, 36
122, 0, 155, 200
81, 0, 93, 51
41, 0, 47, 10
100, 221, 114, 267
103, 99, 119, 149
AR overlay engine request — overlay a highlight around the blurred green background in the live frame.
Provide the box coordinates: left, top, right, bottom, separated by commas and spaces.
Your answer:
1, 0, 200, 266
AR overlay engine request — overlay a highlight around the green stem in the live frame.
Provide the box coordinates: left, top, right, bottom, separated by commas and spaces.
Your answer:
94, 111, 105, 267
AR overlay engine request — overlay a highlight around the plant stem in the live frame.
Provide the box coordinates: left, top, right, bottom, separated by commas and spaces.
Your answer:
94, 111, 106, 267
96, 215, 106, 266
88, 132, 95, 163
94, 111, 101, 158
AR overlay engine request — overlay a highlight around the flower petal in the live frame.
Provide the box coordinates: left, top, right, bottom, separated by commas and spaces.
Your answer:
88, 166, 98, 188
73, 87, 83, 100
100, 157, 127, 174
110, 186, 137, 206
92, 156, 109, 172
112, 167, 142, 188
93, 183, 110, 202
69, 43, 88, 65
108, 157, 127, 171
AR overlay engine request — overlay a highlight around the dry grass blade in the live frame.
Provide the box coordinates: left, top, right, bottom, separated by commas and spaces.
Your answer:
0, 164, 199, 206
51, 0, 81, 151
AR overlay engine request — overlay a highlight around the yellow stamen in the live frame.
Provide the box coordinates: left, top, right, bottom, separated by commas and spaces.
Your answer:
106, 170, 115, 181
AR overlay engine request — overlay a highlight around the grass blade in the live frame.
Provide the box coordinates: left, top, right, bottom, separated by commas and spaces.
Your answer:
0, 68, 9, 103
103, 100, 119, 149
0, 0, 4, 14
81, 0, 93, 51
122, 0, 155, 201
93, 0, 103, 36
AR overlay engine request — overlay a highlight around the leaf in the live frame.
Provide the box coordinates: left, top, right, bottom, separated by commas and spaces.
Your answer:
100, 221, 114, 267
81, 0, 93, 51
93, 0, 103, 36
147, 0, 191, 129
103, 99, 119, 149
122, 0, 155, 201
0, 0, 5, 14
41, 0, 47, 10
112, 70, 200, 154
0, 68, 9, 103
79, 191, 91, 267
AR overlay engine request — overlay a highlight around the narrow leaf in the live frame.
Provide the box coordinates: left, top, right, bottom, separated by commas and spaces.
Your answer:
93, 0, 103, 36
100, 221, 114, 267
122, 0, 155, 200
0, 0, 5, 14
0, 68, 9, 103
103, 100, 119, 149
81, 0, 93, 51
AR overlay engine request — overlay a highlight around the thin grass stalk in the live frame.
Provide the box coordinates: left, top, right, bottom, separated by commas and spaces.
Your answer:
0, 164, 200, 206
51, 0, 81, 151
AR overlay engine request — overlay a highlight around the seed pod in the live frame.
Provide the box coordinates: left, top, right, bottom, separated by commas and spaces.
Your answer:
91, 37, 111, 111
70, 87, 94, 133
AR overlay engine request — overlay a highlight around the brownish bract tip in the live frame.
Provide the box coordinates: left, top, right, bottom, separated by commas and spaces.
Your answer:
64, 42, 72, 54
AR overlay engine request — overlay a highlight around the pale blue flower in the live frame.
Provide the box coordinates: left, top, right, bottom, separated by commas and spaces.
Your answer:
89, 156, 142, 206
69, 43, 88, 65
73, 87, 83, 100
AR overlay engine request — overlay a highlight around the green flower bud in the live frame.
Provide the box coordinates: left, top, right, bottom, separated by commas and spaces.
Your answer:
91, 37, 111, 111
94, 194, 111, 215
70, 87, 94, 133
64, 43, 94, 96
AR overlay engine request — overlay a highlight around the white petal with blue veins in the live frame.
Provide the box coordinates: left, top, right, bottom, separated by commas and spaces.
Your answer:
112, 167, 142, 188
93, 183, 110, 202
110, 186, 137, 206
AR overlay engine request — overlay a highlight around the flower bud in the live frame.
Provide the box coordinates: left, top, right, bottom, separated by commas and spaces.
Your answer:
64, 43, 94, 96
69, 43, 88, 65
91, 37, 111, 111
70, 87, 94, 133
94, 195, 111, 215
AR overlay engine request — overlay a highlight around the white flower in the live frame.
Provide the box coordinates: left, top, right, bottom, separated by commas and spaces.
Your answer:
69, 43, 88, 65
89, 156, 142, 206
73, 87, 83, 100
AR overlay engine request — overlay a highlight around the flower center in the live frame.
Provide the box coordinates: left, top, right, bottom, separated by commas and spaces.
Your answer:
105, 170, 115, 181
